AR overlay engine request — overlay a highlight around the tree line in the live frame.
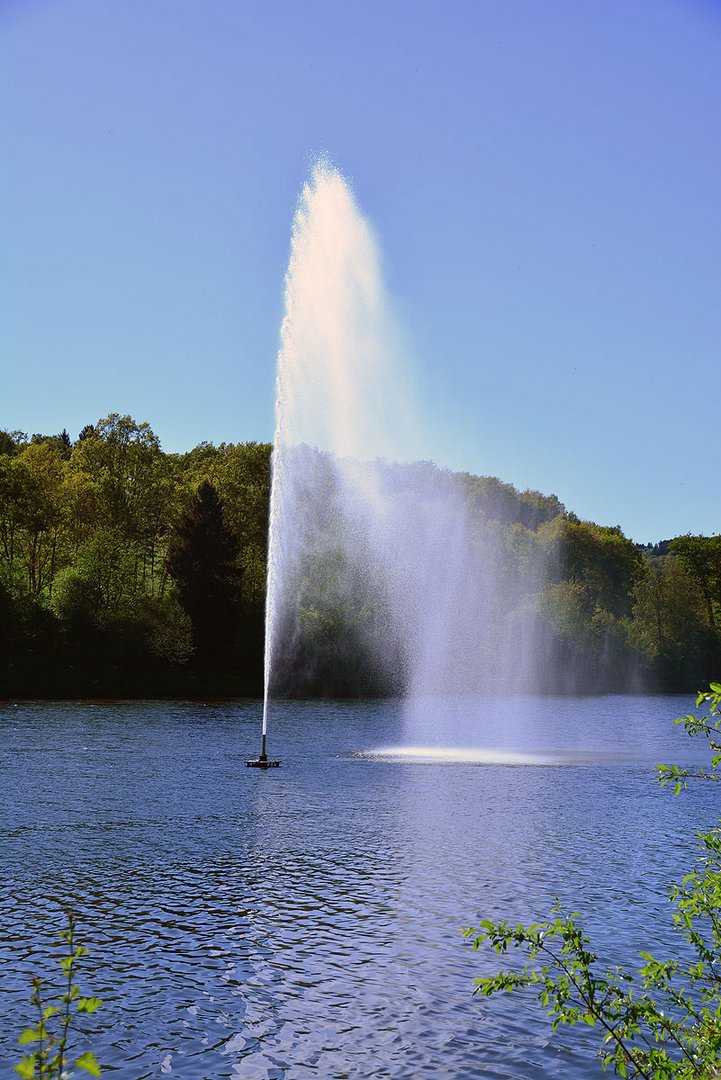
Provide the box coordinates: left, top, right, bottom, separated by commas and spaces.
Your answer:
0, 413, 718, 697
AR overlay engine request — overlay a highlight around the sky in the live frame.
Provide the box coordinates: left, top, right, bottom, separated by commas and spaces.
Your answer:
2, 0, 719, 543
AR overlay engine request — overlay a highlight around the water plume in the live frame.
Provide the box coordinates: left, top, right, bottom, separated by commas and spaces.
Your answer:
263, 161, 548, 745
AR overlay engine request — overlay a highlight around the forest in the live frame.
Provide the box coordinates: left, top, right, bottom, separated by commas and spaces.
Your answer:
1, 413, 719, 698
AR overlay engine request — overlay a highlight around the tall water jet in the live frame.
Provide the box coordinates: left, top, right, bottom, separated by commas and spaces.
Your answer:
261, 161, 413, 749
259, 160, 551, 755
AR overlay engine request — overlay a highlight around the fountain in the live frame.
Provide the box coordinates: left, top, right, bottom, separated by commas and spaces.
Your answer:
251, 159, 548, 765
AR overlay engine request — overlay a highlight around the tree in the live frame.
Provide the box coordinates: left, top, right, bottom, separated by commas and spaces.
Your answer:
628, 558, 711, 686
467, 684, 721, 1078
537, 515, 644, 618
0, 430, 27, 456
179, 440, 272, 610
165, 481, 243, 669
670, 536, 721, 633
14, 442, 68, 599
70, 414, 163, 538
69, 415, 172, 605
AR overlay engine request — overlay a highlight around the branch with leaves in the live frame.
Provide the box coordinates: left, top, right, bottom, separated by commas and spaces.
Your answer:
657, 683, 721, 794
16, 912, 101, 1079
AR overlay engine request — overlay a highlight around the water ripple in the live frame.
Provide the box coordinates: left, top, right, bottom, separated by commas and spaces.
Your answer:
0, 697, 713, 1078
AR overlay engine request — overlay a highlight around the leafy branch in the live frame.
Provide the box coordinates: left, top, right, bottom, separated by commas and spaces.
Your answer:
657, 683, 721, 794
15, 912, 101, 1079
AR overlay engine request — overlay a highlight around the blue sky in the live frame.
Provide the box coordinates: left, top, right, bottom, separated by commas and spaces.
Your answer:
3, 0, 719, 543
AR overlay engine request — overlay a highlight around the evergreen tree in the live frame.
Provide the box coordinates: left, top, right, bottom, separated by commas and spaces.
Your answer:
165, 481, 243, 669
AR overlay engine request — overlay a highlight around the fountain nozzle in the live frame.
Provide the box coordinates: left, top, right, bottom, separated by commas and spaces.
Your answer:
245, 730, 281, 769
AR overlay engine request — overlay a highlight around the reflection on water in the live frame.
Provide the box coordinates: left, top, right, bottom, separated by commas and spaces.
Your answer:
366, 745, 555, 764
0, 697, 714, 1078
362, 746, 661, 764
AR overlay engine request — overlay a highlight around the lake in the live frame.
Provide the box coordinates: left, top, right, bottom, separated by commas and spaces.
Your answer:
1, 696, 717, 1078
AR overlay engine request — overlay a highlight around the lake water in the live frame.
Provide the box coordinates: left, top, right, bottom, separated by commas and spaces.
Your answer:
1, 695, 717, 1079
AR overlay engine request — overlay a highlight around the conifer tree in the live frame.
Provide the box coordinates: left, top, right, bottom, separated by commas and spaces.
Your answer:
165, 481, 243, 669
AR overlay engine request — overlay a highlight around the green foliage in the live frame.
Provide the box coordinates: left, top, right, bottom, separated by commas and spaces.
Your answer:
0, 416, 270, 694
670, 537, 721, 632
537, 515, 645, 617
657, 683, 721, 794
165, 480, 243, 668
178, 439, 271, 609
0, 429, 26, 456
15, 912, 101, 1079
466, 684, 721, 1078
628, 560, 708, 670
458, 472, 564, 530
0, 412, 718, 696
69, 414, 162, 535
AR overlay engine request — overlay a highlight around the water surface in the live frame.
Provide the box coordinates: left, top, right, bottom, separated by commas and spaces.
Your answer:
1, 696, 715, 1078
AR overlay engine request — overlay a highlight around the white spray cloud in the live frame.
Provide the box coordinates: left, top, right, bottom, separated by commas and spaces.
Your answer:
263, 161, 548, 742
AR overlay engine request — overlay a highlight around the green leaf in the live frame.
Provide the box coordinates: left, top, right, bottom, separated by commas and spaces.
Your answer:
77, 997, 102, 1014
17, 1023, 42, 1041
14, 1058, 36, 1079
75, 1051, 101, 1076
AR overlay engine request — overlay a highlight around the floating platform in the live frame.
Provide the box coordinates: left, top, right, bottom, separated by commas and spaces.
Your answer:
245, 756, 281, 769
